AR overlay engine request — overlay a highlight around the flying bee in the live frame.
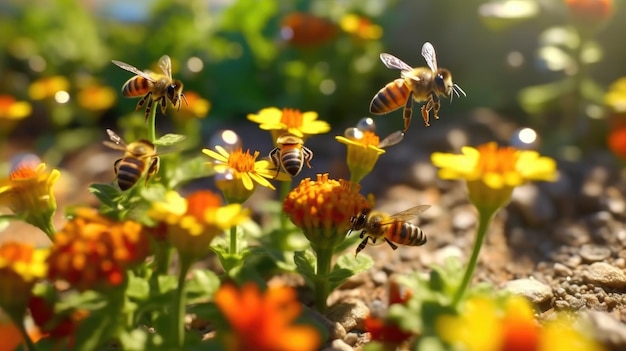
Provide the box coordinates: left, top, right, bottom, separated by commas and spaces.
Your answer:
102, 129, 159, 191
370, 42, 466, 131
348, 205, 431, 257
111, 55, 188, 121
269, 133, 313, 178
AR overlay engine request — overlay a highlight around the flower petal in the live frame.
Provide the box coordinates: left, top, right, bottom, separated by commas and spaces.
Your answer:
203, 148, 228, 163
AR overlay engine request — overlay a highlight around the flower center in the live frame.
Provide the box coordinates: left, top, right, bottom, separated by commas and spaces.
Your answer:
475, 143, 518, 175
228, 149, 259, 173
186, 190, 222, 220
280, 108, 304, 129
358, 131, 381, 147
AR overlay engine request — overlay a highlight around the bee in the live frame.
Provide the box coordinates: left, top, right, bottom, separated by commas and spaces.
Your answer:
111, 55, 188, 121
370, 42, 466, 131
102, 129, 159, 191
348, 205, 431, 256
269, 133, 313, 178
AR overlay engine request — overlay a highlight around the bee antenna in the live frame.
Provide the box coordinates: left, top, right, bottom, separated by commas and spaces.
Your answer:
454, 84, 466, 97
181, 93, 189, 106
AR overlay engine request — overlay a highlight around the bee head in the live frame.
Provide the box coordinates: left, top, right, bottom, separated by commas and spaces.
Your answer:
435, 68, 453, 96
167, 80, 185, 107
348, 208, 371, 233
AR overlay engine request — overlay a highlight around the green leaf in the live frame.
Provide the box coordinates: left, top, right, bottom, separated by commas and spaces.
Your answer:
88, 183, 121, 208
154, 133, 186, 146
328, 253, 373, 291
157, 275, 179, 295
167, 155, 215, 189
127, 272, 150, 300
293, 250, 316, 286
186, 269, 220, 303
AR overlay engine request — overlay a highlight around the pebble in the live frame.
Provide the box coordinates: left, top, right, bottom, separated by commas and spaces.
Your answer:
553, 263, 573, 277
554, 300, 570, 310
510, 184, 556, 226
554, 225, 591, 246
581, 262, 626, 289
343, 332, 359, 346
326, 298, 370, 332
321, 339, 353, 351
580, 244, 611, 263
504, 278, 553, 304
585, 310, 626, 348
370, 270, 388, 286
452, 209, 476, 231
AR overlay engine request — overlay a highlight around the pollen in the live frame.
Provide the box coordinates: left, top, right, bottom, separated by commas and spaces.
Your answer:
475, 143, 518, 175
359, 131, 381, 147
280, 108, 304, 129
227, 148, 259, 173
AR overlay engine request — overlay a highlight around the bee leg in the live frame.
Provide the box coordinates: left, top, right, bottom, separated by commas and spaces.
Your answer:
384, 238, 398, 250
355, 235, 374, 257
160, 97, 167, 114
136, 92, 152, 111
431, 92, 441, 120
303, 146, 313, 168
145, 157, 160, 185
402, 93, 414, 132
421, 99, 432, 127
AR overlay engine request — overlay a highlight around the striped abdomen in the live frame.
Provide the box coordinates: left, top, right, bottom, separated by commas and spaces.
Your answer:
115, 157, 146, 191
280, 146, 305, 176
121, 76, 152, 97
384, 221, 427, 247
369, 78, 411, 115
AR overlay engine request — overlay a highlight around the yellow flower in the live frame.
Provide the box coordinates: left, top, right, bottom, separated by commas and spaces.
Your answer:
0, 162, 60, 238
46, 208, 150, 292
339, 13, 383, 40
28, 76, 70, 100
0, 95, 31, 120
605, 77, 626, 112
215, 282, 322, 351
283, 173, 369, 251
148, 190, 248, 259
437, 295, 604, 351
247, 107, 331, 140
203, 146, 287, 203
336, 128, 386, 184
77, 84, 117, 111
431, 142, 557, 212
0, 242, 48, 321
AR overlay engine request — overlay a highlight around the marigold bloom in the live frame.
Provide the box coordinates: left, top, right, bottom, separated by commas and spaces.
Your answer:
46, 208, 150, 291
283, 173, 369, 251
431, 142, 557, 212
28, 76, 70, 100
172, 91, 210, 120
0, 95, 31, 120
148, 190, 248, 259
437, 295, 604, 351
0, 242, 48, 321
203, 146, 287, 202
214, 283, 321, 351
0, 162, 60, 238
77, 84, 117, 111
280, 12, 338, 47
247, 107, 331, 140
340, 14, 383, 40
336, 128, 386, 184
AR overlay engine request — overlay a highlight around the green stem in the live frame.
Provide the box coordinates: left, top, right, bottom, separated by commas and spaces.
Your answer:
147, 100, 158, 143
173, 257, 192, 348
313, 246, 334, 313
452, 207, 496, 308
279, 179, 293, 241
155, 244, 172, 276
229, 225, 238, 255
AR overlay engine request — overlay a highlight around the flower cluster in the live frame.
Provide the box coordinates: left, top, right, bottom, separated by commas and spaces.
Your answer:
148, 190, 249, 259
46, 208, 150, 291
214, 282, 321, 351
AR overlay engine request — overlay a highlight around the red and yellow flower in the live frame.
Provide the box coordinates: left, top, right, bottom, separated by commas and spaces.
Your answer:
214, 282, 322, 351
0, 95, 31, 120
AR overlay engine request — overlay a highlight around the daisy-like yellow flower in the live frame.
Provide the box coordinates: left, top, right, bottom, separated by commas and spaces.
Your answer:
247, 107, 331, 140
148, 190, 248, 259
437, 295, 604, 351
0, 95, 31, 120
214, 282, 322, 351
431, 142, 557, 212
0, 162, 60, 239
28, 76, 70, 101
336, 127, 388, 184
46, 208, 150, 292
203, 146, 288, 203
0, 241, 48, 324
339, 13, 383, 40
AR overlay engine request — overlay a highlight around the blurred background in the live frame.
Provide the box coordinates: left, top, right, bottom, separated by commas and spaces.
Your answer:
1, 0, 626, 174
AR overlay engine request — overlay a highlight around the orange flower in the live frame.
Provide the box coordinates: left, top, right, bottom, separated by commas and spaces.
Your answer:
608, 123, 626, 160
77, 84, 117, 111
0, 95, 31, 120
339, 14, 383, 40
172, 91, 210, 120
214, 283, 321, 351
0, 241, 48, 326
46, 208, 150, 291
565, 0, 613, 25
28, 76, 70, 100
0, 162, 60, 238
280, 13, 338, 47
148, 190, 248, 259
283, 173, 369, 251
364, 277, 414, 346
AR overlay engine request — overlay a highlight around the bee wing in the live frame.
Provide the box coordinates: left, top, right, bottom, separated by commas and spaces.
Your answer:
381, 205, 431, 224
111, 60, 156, 81
379, 53, 413, 72
378, 130, 405, 149
158, 55, 173, 79
106, 129, 126, 146
421, 42, 438, 72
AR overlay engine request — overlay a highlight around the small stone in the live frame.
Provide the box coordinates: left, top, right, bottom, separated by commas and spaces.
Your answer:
321, 339, 353, 351
584, 311, 626, 349
580, 244, 611, 263
326, 298, 370, 332
554, 287, 566, 297
343, 332, 359, 346
510, 184, 556, 226
554, 299, 570, 310
370, 271, 388, 286
553, 263, 573, 277
452, 209, 476, 231
427, 245, 464, 266
503, 278, 553, 304
582, 262, 626, 289
565, 295, 585, 310
615, 257, 626, 269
